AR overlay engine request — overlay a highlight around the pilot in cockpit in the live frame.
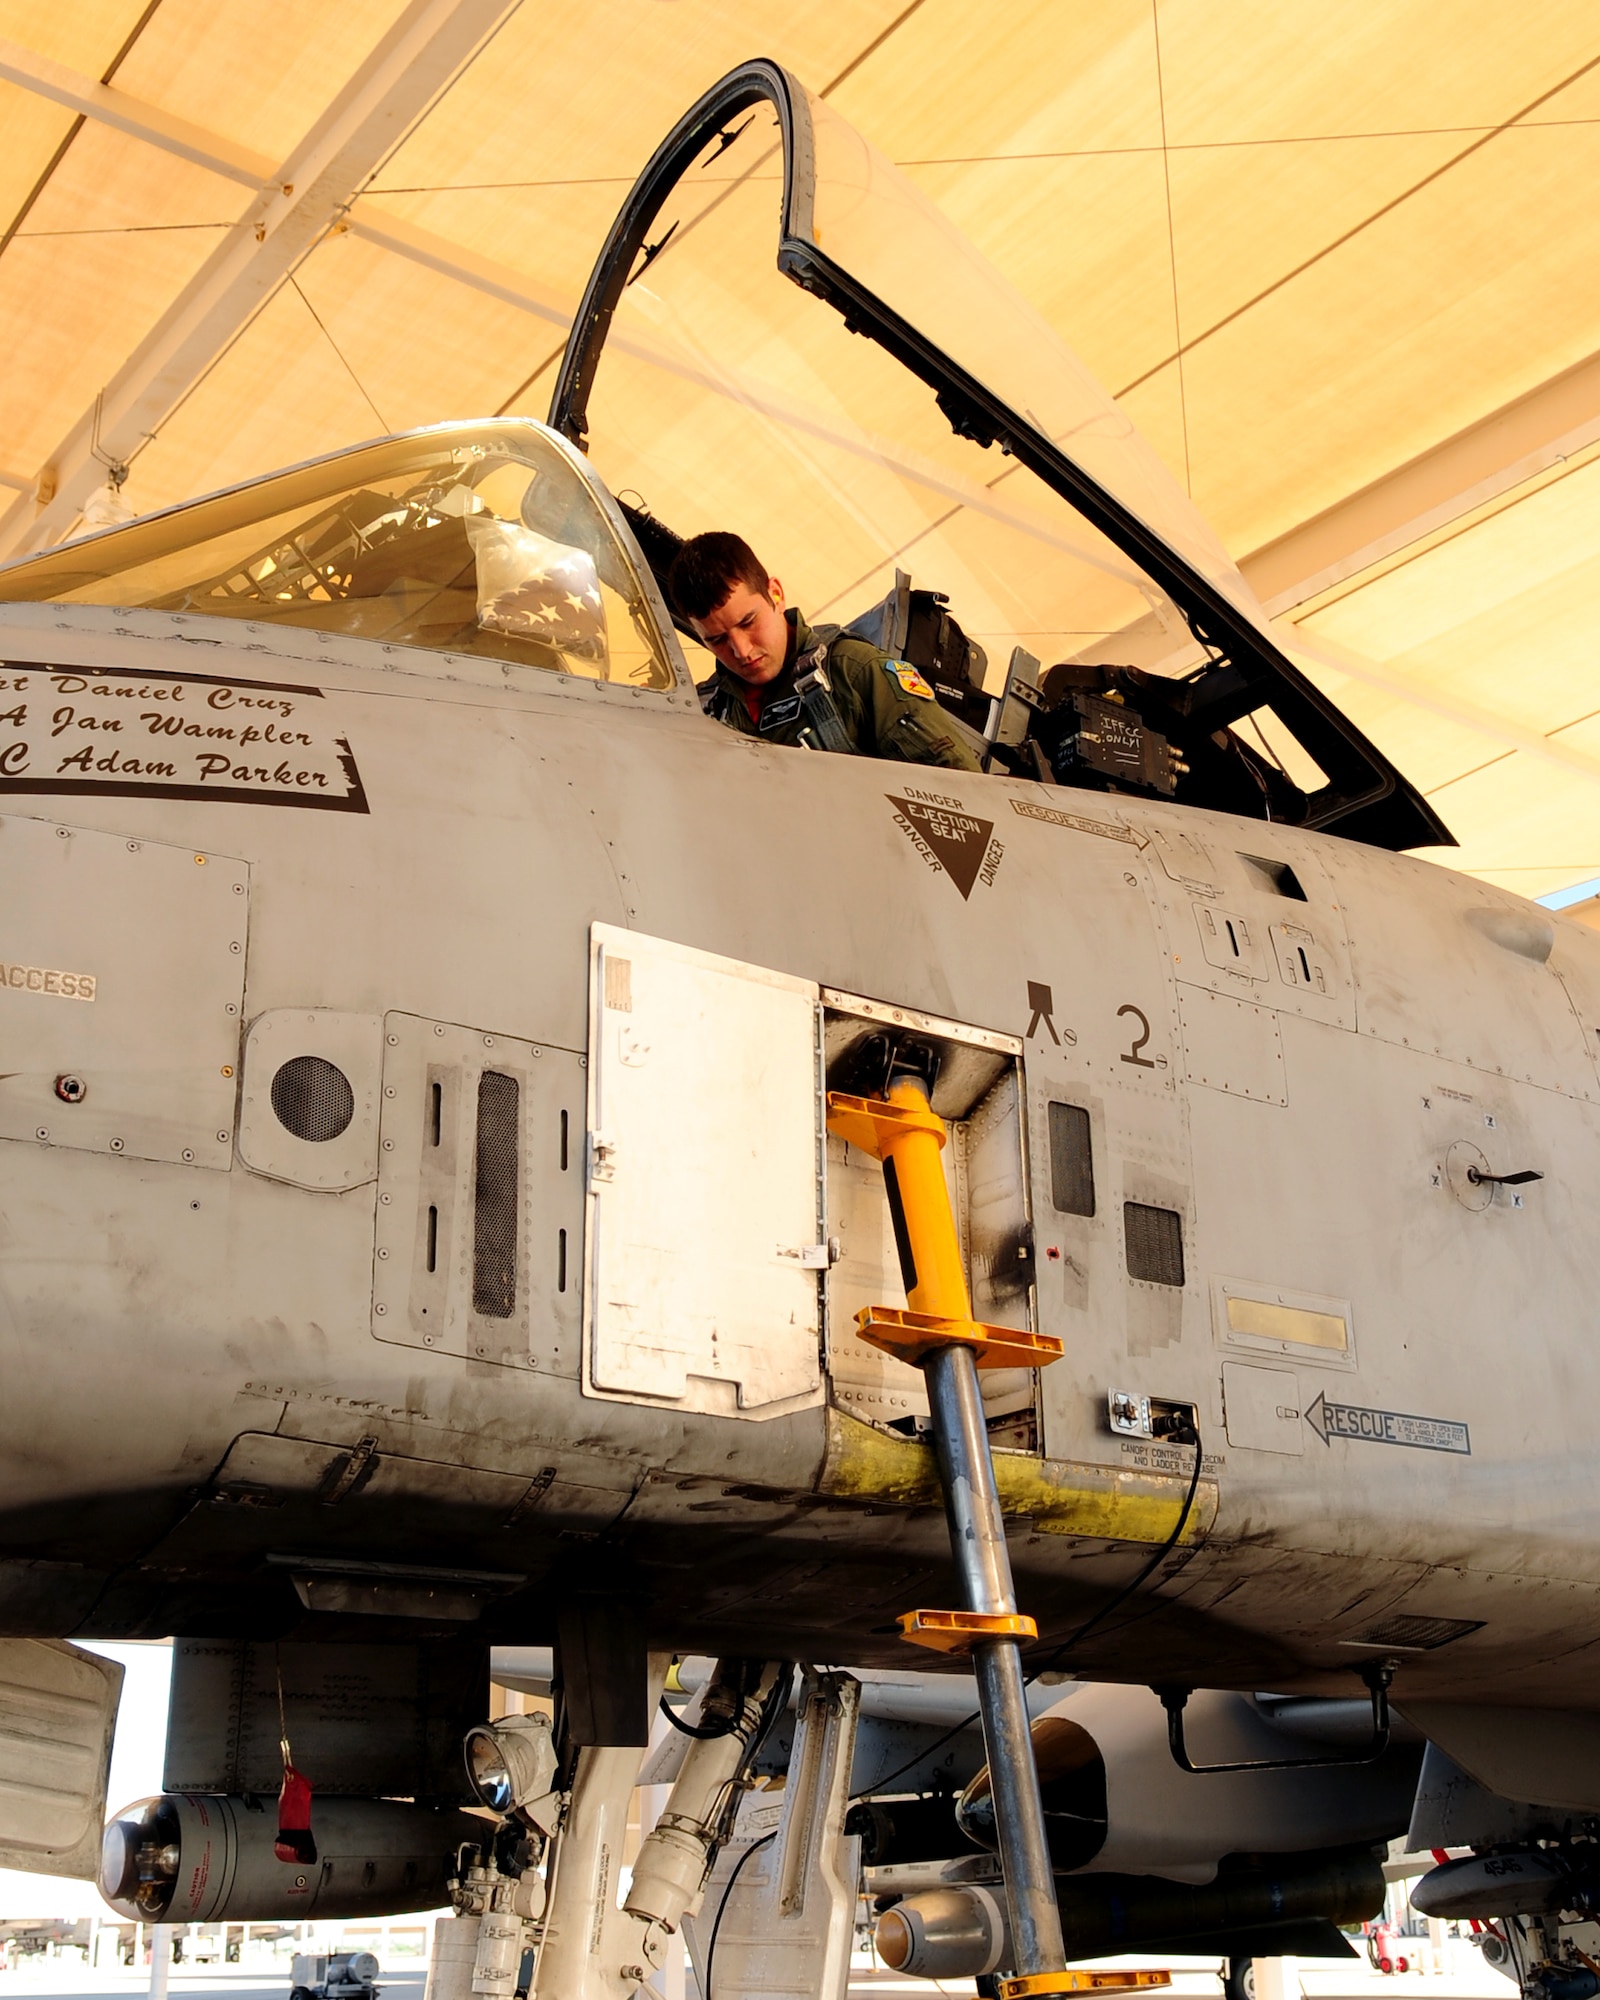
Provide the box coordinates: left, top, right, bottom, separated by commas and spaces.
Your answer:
668, 533, 981, 771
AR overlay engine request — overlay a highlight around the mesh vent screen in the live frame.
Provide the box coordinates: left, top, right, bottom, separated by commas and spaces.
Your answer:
473, 1070, 520, 1318
1124, 1202, 1185, 1286
1347, 1614, 1484, 1652
271, 1055, 355, 1143
1047, 1102, 1095, 1216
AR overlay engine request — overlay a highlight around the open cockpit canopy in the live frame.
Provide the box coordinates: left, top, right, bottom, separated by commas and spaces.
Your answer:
551, 59, 1449, 850
0, 60, 1447, 848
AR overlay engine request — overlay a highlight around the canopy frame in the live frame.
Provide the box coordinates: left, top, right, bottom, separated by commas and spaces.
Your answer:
551, 58, 1451, 852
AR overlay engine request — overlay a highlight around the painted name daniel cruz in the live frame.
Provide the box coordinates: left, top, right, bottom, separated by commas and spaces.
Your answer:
0, 664, 368, 808
0, 961, 95, 1000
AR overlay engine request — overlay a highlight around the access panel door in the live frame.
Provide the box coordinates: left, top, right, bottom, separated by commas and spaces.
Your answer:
0, 1640, 122, 1879
585, 925, 823, 1417
0, 815, 247, 1168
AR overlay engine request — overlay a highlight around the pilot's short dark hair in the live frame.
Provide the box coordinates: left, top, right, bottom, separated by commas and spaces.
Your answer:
668, 532, 772, 621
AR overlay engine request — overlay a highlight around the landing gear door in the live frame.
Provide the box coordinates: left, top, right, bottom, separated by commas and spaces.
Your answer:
585, 925, 824, 1417
0, 1640, 123, 1878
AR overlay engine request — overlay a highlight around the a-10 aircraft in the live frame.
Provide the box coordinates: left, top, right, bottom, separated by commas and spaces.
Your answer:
0, 55, 1596, 2000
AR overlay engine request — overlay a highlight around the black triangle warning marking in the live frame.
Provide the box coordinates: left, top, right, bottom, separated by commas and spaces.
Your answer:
890, 796, 994, 900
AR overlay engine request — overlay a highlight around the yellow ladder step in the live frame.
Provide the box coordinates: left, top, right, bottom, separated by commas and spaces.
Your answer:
996, 1974, 1173, 1998
897, 1608, 1039, 1655
825, 1087, 946, 1155
855, 1304, 1063, 1370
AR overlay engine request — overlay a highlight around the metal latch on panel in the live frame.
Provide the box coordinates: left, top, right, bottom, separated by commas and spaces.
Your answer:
778, 1241, 838, 1269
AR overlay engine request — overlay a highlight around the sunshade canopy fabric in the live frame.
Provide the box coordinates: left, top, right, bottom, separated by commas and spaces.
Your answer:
1, 0, 1598, 894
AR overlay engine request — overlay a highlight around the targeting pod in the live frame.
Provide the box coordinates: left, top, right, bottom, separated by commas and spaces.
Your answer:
100, 1794, 486, 1922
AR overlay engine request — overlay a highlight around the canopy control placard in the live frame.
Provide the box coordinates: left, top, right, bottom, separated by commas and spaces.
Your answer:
0, 661, 368, 811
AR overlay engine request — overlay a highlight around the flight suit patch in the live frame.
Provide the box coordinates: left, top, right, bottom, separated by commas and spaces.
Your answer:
884, 660, 935, 700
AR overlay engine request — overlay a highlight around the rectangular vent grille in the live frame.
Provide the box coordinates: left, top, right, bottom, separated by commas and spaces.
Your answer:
1342, 1614, 1485, 1652
1124, 1202, 1185, 1286
473, 1070, 520, 1318
1047, 1101, 1095, 1217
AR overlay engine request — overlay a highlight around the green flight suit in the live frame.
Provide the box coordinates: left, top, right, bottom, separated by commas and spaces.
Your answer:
698, 610, 982, 771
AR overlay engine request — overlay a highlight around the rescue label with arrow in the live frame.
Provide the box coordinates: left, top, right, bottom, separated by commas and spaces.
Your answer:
1305, 1391, 1469, 1454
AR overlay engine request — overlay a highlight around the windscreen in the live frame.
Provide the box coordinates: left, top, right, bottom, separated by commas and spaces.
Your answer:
576, 103, 1220, 693
0, 423, 677, 692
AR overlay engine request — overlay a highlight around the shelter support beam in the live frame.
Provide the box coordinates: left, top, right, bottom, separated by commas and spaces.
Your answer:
0, 0, 522, 559
0, 39, 272, 183
0, 33, 577, 337
1285, 625, 1600, 793
0, 36, 1108, 577
1243, 343, 1600, 616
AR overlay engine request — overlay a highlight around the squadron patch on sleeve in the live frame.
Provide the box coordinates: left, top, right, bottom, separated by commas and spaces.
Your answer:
884, 659, 935, 700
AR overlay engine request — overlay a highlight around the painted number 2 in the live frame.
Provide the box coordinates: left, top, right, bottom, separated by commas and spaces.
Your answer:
1118, 1003, 1156, 1068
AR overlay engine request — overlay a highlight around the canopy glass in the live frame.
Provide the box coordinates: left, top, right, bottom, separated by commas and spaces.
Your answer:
0, 422, 679, 693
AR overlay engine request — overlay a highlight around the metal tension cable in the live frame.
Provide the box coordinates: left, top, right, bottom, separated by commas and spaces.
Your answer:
1153, 1660, 1397, 1775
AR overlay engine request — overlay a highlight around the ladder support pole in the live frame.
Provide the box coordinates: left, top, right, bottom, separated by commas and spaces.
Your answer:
924, 1337, 1066, 1976
833, 1070, 1067, 1983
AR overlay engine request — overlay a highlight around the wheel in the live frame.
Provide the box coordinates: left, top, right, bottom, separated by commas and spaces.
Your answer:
1224, 1956, 1257, 2000
1379, 1957, 1394, 1975
1397, 1959, 1409, 1974
291, 1985, 317, 2000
